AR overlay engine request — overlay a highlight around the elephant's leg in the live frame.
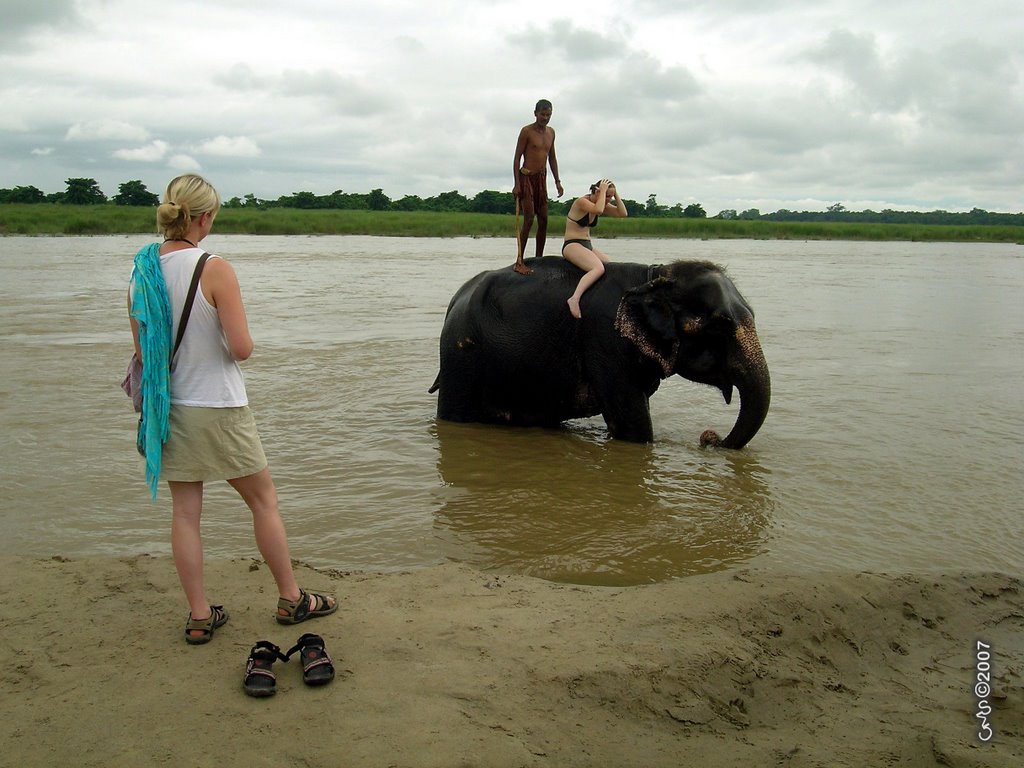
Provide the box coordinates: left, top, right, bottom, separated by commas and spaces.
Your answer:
600, 392, 655, 442
437, 370, 482, 422
435, 341, 487, 421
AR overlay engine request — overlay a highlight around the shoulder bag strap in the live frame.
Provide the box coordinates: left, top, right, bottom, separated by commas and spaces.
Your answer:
171, 253, 210, 360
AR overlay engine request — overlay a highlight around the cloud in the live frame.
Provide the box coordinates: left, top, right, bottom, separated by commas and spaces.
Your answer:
168, 155, 202, 172
213, 64, 392, 115
66, 120, 150, 143
192, 136, 262, 158
212, 63, 270, 91
0, 0, 82, 50
0, 114, 29, 132
508, 19, 624, 63
276, 69, 393, 113
0, 1, 1020, 213
393, 35, 426, 55
112, 140, 169, 162
799, 28, 1024, 144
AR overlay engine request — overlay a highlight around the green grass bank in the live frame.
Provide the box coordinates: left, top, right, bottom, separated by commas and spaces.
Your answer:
1, 204, 1022, 243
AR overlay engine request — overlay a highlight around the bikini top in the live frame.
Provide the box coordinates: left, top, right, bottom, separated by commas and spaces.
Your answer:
570, 210, 599, 228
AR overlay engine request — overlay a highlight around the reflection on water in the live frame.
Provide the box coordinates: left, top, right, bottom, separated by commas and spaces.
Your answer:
0, 235, 1022, 585
432, 421, 773, 585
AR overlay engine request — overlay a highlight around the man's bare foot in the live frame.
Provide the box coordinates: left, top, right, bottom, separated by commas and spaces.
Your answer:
567, 296, 581, 319
513, 261, 533, 275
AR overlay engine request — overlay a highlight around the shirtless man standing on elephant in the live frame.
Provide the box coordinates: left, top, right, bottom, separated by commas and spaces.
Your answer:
513, 99, 564, 274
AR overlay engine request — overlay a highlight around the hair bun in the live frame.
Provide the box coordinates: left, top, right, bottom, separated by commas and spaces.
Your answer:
162, 200, 190, 218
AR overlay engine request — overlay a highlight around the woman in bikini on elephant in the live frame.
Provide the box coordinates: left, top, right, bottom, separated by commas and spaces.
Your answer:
562, 179, 629, 318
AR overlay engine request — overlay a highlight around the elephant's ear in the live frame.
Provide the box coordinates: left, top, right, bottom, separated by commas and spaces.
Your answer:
614, 278, 679, 377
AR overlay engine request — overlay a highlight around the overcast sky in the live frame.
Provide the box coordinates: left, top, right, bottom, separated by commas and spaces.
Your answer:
1, 0, 1021, 214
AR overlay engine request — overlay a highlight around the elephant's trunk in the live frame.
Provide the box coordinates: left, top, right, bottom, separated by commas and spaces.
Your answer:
700, 320, 770, 449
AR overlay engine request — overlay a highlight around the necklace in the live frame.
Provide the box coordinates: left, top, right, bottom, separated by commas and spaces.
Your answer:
164, 238, 197, 248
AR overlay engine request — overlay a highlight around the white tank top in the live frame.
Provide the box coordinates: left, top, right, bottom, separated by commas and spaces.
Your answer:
160, 248, 248, 407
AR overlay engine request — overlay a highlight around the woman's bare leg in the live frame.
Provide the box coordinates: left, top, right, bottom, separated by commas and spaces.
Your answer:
228, 467, 299, 598
169, 480, 211, 638
228, 467, 336, 616
563, 243, 609, 318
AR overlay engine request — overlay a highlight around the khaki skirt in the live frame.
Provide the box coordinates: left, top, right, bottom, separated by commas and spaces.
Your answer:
161, 405, 268, 482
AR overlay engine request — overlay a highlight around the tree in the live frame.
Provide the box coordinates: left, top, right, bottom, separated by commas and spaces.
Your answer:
63, 178, 106, 205
113, 180, 159, 206
367, 188, 391, 211
645, 194, 666, 217
620, 198, 645, 216
682, 203, 706, 219
282, 191, 319, 209
468, 189, 514, 214
0, 185, 46, 203
717, 209, 737, 220
424, 190, 468, 212
322, 189, 365, 209
739, 208, 761, 220
392, 195, 424, 211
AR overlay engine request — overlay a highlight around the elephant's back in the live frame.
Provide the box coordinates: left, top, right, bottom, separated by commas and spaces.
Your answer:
449, 259, 571, 319
471, 258, 651, 297
443, 258, 655, 333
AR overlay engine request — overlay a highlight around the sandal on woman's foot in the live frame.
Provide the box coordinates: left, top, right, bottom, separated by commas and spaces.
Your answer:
243, 641, 289, 697
276, 588, 337, 625
184, 605, 228, 645
286, 633, 335, 686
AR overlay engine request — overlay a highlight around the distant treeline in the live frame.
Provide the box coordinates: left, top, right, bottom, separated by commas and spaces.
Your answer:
2, 178, 1022, 227
746, 203, 1023, 227
4, 204, 1022, 242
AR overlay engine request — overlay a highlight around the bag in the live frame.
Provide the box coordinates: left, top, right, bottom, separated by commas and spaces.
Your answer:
121, 354, 143, 413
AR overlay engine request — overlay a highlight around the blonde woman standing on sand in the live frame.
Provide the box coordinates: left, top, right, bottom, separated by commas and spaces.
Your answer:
128, 174, 336, 644
561, 179, 629, 318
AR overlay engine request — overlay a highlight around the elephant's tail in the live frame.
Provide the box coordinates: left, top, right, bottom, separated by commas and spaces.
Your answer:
428, 373, 440, 394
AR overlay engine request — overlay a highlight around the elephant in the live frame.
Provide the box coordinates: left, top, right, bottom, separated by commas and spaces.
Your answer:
429, 257, 770, 447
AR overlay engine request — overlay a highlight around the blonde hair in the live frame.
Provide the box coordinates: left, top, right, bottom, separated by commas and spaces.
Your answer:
156, 174, 221, 240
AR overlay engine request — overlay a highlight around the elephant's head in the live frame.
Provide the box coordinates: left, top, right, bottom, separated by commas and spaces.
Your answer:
614, 260, 770, 449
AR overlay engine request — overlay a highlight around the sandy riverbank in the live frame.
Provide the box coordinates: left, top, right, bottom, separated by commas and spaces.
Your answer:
1, 555, 1020, 767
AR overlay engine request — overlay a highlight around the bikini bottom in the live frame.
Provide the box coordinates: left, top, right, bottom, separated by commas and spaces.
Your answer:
562, 238, 593, 256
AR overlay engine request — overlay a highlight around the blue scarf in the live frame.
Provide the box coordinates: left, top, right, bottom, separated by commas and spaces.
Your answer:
129, 243, 172, 499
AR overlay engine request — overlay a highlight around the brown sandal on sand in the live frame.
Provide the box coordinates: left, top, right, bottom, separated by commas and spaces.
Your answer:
184, 605, 229, 645
276, 588, 338, 625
